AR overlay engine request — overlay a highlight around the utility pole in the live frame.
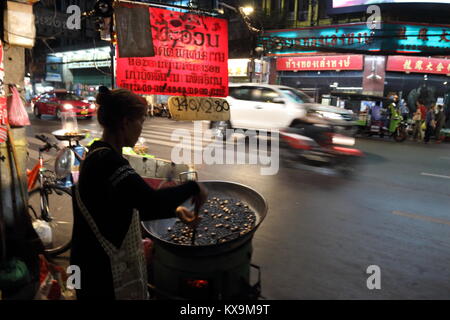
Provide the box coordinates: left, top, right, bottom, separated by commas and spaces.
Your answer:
110, 19, 115, 89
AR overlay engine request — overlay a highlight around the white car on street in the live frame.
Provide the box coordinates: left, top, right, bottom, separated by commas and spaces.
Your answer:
210, 83, 355, 137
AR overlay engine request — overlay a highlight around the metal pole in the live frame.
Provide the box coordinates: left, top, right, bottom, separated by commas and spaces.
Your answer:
110, 43, 115, 89
0, 148, 5, 263
110, 12, 115, 89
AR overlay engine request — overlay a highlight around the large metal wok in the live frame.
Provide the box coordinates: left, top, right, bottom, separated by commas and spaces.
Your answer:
141, 181, 268, 257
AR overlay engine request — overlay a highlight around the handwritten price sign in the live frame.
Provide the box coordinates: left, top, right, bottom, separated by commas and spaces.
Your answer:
168, 96, 230, 121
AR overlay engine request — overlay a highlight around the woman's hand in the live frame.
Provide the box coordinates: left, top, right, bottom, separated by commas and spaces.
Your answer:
191, 182, 208, 215
175, 183, 207, 227
176, 206, 201, 227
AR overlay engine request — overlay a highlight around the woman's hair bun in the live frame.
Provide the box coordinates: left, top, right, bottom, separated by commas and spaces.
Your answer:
98, 86, 110, 94
96, 86, 112, 106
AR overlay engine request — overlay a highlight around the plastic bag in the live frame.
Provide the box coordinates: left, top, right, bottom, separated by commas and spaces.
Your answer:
7, 85, 30, 127
32, 220, 53, 248
34, 255, 75, 300
0, 258, 31, 292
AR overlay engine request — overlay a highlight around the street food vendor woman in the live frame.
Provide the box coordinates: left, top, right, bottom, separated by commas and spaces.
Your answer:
71, 86, 207, 300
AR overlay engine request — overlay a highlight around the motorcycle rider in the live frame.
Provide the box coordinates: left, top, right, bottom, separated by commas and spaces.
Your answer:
386, 95, 400, 130
290, 107, 333, 146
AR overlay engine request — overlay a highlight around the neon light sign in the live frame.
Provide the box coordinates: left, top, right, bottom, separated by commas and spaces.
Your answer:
260, 22, 450, 55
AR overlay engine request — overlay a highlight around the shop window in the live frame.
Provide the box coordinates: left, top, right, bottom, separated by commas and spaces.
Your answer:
287, 0, 296, 11
251, 88, 281, 103
286, 0, 296, 19
271, 0, 280, 11
229, 87, 253, 101
297, 0, 308, 22
318, 0, 329, 19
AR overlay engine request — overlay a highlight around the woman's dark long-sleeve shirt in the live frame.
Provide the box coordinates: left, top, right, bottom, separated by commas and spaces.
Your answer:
70, 140, 199, 299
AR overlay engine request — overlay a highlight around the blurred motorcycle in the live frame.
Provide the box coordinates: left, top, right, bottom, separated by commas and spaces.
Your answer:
279, 122, 364, 176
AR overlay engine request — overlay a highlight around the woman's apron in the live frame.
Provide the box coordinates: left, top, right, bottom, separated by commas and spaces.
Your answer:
75, 147, 148, 300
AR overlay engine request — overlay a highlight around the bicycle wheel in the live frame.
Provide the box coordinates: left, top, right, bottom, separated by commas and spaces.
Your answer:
28, 185, 73, 256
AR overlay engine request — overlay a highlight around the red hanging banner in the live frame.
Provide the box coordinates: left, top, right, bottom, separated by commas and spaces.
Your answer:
0, 40, 8, 143
116, 7, 228, 97
386, 56, 450, 75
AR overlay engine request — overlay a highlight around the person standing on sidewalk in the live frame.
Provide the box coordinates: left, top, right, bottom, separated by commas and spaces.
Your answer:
415, 100, 427, 141
424, 104, 436, 143
434, 105, 446, 143
412, 101, 422, 141
399, 99, 410, 120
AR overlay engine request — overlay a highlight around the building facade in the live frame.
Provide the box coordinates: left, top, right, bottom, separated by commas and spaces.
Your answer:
31, 0, 112, 97
257, 0, 450, 117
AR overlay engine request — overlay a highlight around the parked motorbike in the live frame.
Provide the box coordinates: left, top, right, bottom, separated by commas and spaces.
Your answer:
357, 103, 407, 142
279, 123, 364, 176
358, 116, 407, 142
152, 103, 171, 118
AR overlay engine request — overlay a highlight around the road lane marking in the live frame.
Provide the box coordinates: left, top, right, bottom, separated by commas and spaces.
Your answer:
420, 172, 450, 180
392, 210, 450, 227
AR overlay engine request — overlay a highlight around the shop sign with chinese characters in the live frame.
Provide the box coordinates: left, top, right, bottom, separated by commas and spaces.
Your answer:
386, 56, 450, 75
261, 22, 450, 55
116, 7, 228, 97
277, 55, 364, 71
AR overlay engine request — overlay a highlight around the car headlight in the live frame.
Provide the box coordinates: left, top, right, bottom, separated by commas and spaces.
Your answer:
63, 103, 73, 110
55, 148, 75, 179
317, 111, 343, 120
89, 103, 96, 110
332, 134, 355, 146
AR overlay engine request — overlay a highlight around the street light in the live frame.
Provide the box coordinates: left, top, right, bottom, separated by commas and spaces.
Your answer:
217, 2, 262, 82
240, 6, 254, 16
218, 2, 253, 15
217, 2, 259, 32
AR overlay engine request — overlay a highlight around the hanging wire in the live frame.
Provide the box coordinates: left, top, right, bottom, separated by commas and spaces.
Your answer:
93, 38, 112, 76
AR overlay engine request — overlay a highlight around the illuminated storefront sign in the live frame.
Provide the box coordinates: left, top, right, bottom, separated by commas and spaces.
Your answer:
386, 55, 450, 75
228, 59, 249, 77
116, 7, 228, 97
51, 47, 111, 70
277, 55, 364, 71
45, 55, 63, 82
67, 60, 110, 69
261, 22, 450, 55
